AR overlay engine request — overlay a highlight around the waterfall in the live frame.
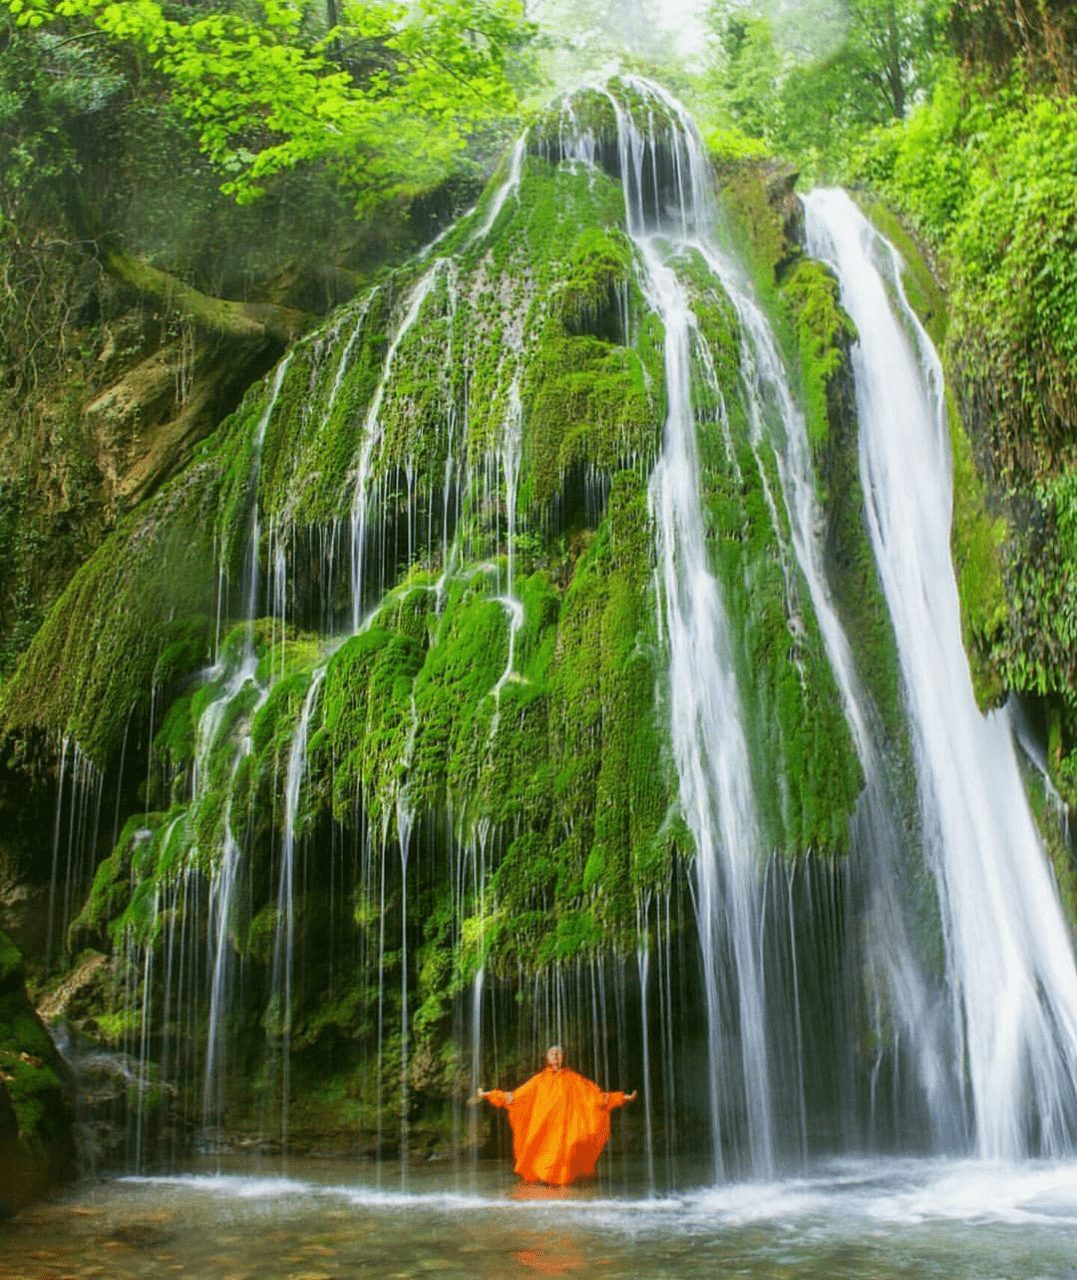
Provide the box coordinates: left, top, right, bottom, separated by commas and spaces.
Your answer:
196, 359, 294, 1136
471, 137, 526, 244
693, 211, 955, 1147
45, 739, 106, 976
202, 750, 254, 1131
349, 261, 448, 631
46, 736, 71, 973
242, 356, 293, 643
492, 379, 525, 721
546, 76, 1030, 1172
43, 72, 1077, 1186
805, 187, 1077, 1158
566, 78, 777, 1177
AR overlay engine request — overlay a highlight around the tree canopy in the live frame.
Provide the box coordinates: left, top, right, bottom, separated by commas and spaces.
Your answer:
701, 0, 948, 161
3, 0, 539, 213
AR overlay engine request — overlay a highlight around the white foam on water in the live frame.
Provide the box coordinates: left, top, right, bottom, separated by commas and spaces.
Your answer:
683, 1178, 835, 1225
859, 1159, 1077, 1226
121, 1173, 312, 1199
119, 1156, 1077, 1235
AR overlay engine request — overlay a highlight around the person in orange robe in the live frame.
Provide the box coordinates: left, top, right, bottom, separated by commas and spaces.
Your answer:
477, 1045, 637, 1185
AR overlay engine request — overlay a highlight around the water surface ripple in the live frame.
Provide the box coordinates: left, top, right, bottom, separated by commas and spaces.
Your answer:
5, 1156, 1077, 1279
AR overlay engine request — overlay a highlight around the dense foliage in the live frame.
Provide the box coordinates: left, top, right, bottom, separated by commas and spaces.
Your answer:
4, 0, 538, 212
699, 0, 949, 166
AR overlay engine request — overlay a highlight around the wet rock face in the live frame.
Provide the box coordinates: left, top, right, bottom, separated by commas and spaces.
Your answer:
0, 931, 76, 1208
0, 1078, 17, 1217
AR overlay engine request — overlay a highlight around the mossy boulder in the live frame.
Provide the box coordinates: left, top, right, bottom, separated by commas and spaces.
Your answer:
0, 931, 75, 1208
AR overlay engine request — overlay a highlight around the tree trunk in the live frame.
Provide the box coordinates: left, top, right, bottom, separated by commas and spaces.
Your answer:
886, 0, 906, 118
101, 248, 310, 345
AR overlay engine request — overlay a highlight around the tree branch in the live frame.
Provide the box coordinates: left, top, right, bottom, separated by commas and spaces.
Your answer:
101, 247, 311, 345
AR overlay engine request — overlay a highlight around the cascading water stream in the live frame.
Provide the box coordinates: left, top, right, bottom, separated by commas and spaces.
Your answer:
194, 357, 292, 1135
202, 748, 256, 1132
349, 261, 449, 631
396, 793, 415, 1181
636, 896, 657, 1186
643, 236, 774, 1177
471, 138, 526, 244
269, 665, 328, 1161
46, 736, 71, 973
551, 76, 977, 1172
693, 220, 956, 1147
805, 187, 1077, 1158
563, 79, 777, 1177
491, 379, 526, 722
240, 357, 293, 649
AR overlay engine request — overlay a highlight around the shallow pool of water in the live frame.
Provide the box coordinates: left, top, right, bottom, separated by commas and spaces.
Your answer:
4, 1155, 1077, 1279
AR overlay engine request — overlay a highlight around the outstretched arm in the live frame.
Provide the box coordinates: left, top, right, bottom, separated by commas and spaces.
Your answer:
478, 1070, 542, 1109
599, 1089, 638, 1110
476, 1087, 514, 1107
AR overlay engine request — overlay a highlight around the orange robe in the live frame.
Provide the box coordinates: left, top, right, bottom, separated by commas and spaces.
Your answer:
485, 1066, 627, 1185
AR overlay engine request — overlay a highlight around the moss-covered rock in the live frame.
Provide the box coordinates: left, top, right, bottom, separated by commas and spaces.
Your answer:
0, 460, 221, 767
0, 931, 75, 1207
0, 81, 938, 1157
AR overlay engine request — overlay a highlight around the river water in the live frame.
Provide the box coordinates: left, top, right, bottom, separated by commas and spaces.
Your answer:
6, 1156, 1077, 1279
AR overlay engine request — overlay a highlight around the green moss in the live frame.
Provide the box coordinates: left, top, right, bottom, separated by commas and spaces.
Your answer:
706, 428, 863, 857
709, 166, 905, 794
556, 227, 633, 338
781, 260, 858, 452
244, 904, 280, 966
538, 909, 604, 964
71, 814, 161, 944
948, 392, 1009, 707
322, 626, 425, 832
0, 465, 219, 765
12, 89, 953, 1150
92, 1009, 143, 1046
0, 932, 70, 1163
682, 235, 865, 857
255, 632, 324, 685
0, 932, 22, 984
715, 162, 793, 306
529, 87, 619, 162
251, 670, 314, 759
523, 328, 659, 506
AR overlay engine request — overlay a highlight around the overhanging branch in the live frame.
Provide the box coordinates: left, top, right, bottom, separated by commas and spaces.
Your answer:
101, 247, 311, 346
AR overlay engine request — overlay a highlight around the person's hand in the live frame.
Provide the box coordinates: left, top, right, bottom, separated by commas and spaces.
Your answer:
476, 1087, 486, 1100
625, 1090, 638, 1103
